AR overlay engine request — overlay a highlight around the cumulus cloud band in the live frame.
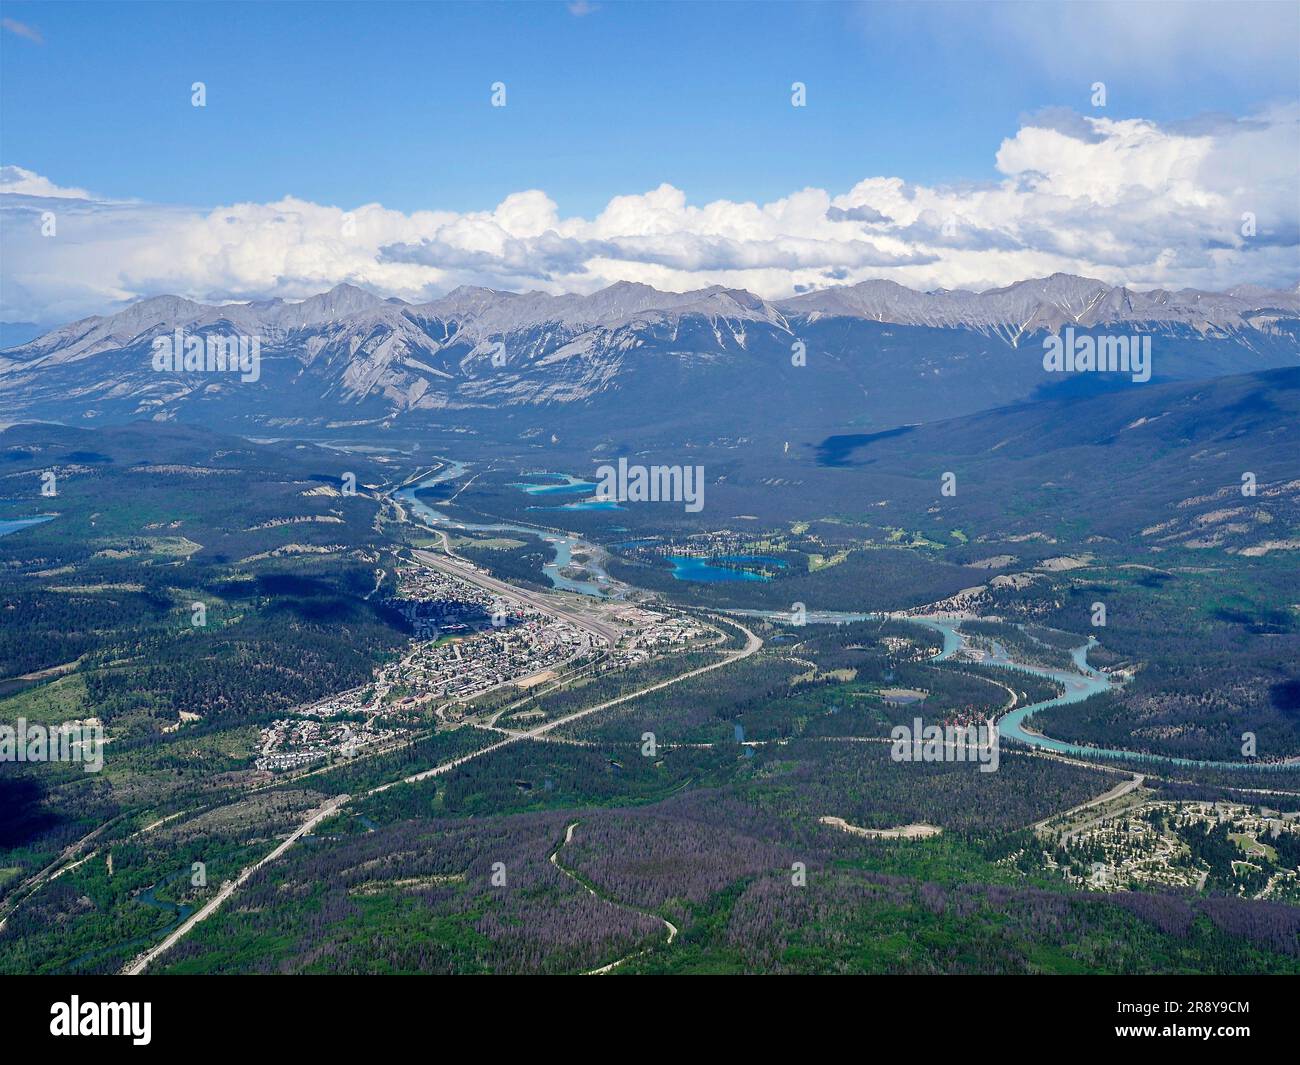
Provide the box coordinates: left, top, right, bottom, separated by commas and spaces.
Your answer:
2, 103, 1297, 323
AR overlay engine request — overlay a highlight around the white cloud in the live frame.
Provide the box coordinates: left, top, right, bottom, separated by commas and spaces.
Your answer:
2, 105, 1296, 323
0, 166, 89, 199
1, 18, 43, 45
852, 1, 1300, 89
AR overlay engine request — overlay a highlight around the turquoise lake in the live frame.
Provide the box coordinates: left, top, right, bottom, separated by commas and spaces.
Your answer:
668, 554, 788, 583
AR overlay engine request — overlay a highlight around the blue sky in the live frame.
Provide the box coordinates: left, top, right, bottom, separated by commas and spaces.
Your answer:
3, 0, 1296, 215
1, 1, 1297, 322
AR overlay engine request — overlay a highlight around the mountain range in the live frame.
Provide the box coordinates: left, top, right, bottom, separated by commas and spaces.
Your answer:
2, 274, 1297, 436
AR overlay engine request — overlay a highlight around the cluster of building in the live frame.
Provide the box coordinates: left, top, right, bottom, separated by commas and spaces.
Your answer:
252, 558, 729, 773
396, 615, 601, 704
612, 607, 709, 662
383, 567, 508, 636
621, 531, 775, 559
1040, 800, 1300, 899
255, 716, 396, 772
880, 634, 932, 663
254, 562, 613, 771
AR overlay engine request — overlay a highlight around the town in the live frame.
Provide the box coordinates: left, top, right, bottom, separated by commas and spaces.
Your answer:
1033, 799, 1300, 903
255, 559, 711, 771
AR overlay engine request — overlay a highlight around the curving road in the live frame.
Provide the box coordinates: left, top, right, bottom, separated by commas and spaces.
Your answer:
122, 614, 760, 973
548, 820, 678, 976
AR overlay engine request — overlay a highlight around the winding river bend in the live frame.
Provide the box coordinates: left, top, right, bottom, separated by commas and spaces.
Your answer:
735, 610, 1295, 773
386, 461, 1291, 774
393, 462, 614, 597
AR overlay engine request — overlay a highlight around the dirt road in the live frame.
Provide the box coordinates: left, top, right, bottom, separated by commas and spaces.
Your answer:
122, 794, 349, 975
